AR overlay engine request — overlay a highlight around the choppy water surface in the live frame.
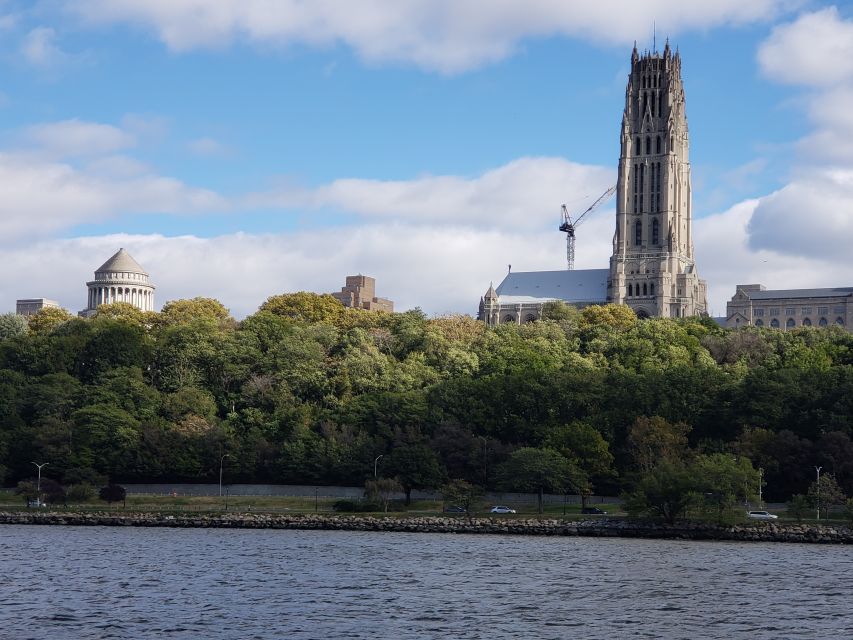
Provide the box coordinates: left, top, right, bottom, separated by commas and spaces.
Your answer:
2, 526, 852, 639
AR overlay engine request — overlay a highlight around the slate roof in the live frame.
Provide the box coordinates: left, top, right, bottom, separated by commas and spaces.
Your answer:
495, 269, 609, 304
743, 287, 853, 301
96, 248, 148, 275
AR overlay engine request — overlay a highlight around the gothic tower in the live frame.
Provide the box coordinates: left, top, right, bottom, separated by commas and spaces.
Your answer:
608, 42, 707, 318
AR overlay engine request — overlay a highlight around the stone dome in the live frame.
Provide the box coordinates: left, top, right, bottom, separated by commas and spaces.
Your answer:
79, 248, 156, 317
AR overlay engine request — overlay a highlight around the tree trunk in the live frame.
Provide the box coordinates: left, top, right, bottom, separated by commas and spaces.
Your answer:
405, 487, 412, 506
538, 486, 543, 514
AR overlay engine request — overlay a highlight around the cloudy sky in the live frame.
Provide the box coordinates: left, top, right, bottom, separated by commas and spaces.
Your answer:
1, 0, 852, 318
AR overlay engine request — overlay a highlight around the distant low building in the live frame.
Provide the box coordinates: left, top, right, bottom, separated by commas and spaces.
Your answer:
16, 298, 60, 316
332, 275, 394, 313
726, 284, 852, 331
478, 268, 609, 326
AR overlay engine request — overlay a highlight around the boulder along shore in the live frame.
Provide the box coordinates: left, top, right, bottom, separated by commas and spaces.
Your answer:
1, 511, 851, 544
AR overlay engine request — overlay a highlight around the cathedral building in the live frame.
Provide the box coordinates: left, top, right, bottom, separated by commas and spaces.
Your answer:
78, 248, 155, 317
726, 284, 851, 331
479, 43, 707, 324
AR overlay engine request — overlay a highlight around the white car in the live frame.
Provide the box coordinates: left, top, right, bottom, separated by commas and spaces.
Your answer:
490, 506, 516, 514
747, 510, 778, 520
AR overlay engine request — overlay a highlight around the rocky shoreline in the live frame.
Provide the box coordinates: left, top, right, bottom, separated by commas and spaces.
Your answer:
1, 511, 851, 544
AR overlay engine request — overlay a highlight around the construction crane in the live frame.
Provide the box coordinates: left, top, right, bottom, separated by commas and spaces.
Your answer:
559, 185, 616, 270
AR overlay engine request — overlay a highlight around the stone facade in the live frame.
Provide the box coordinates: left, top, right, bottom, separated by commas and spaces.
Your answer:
15, 298, 60, 316
607, 43, 707, 318
332, 275, 393, 313
79, 248, 155, 317
726, 284, 851, 331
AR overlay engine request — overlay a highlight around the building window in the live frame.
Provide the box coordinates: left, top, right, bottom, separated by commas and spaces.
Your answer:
801, 307, 812, 315
754, 308, 765, 317
837, 317, 846, 326
650, 283, 655, 296
818, 306, 828, 315
834, 306, 846, 314
633, 164, 638, 213
639, 164, 644, 212
628, 284, 633, 296
636, 137, 641, 155
786, 318, 795, 328
646, 137, 651, 155
658, 92, 663, 116
803, 318, 812, 327
635, 220, 642, 246
769, 308, 780, 316
770, 319, 780, 328
819, 317, 828, 327
755, 319, 764, 327
502, 315, 515, 324
642, 283, 647, 295
652, 218, 659, 245
785, 308, 796, 316
524, 314, 536, 323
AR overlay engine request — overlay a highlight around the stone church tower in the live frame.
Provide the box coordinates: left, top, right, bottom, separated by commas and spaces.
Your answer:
608, 43, 707, 318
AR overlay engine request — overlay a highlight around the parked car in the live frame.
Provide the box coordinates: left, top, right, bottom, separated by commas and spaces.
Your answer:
490, 506, 516, 514
747, 510, 779, 520
443, 505, 465, 513
581, 507, 607, 515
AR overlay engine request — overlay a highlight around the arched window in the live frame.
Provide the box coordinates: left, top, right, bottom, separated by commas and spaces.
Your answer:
755, 319, 764, 327
658, 92, 663, 116
635, 220, 642, 246
670, 136, 674, 151
636, 137, 640, 155
770, 319, 780, 328
819, 317, 828, 327
837, 317, 845, 326
786, 318, 795, 329
652, 218, 659, 245
645, 137, 651, 155
628, 284, 633, 296
524, 314, 536, 323
650, 283, 655, 296
656, 136, 661, 154
802, 318, 812, 327
503, 315, 515, 324
643, 283, 648, 296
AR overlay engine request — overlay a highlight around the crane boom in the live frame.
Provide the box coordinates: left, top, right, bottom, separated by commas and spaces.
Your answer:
559, 185, 616, 270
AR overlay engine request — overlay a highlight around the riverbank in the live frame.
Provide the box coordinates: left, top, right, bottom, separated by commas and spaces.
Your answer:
2, 511, 850, 544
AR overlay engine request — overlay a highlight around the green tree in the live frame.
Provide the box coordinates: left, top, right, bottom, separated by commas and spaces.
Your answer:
691, 454, 760, 523
158, 297, 234, 327
364, 477, 401, 512
441, 479, 484, 517
787, 494, 810, 522
99, 484, 127, 506
260, 292, 346, 325
27, 307, 73, 335
808, 473, 846, 519
497, 447, 581, 514
0, 313, 28, 339
627, 416, 691, 471
386, 445, 446, 505
622, 461, 696, 524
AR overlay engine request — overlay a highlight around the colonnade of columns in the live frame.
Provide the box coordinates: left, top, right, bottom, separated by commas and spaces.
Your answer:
88, 285, 155, 312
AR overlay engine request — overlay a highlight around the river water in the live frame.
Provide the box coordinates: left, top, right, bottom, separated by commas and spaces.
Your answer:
2, 526, 851, 639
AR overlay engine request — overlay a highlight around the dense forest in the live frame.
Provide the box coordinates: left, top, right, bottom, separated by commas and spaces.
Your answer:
1, 294, 852, 505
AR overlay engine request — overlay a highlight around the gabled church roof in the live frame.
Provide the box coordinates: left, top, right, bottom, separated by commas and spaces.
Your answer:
96, 248, 148, 275
495, 269, 608, 304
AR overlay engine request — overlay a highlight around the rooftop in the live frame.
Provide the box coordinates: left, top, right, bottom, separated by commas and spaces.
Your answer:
96, 248, 148, 275
495, 269, 609, 304
740, 287, 853, 301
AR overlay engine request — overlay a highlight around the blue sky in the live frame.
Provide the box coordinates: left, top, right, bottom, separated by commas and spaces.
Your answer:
1, 1, 852, 317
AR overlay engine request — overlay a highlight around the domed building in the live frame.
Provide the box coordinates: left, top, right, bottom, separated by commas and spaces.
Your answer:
79, 248, 156, 317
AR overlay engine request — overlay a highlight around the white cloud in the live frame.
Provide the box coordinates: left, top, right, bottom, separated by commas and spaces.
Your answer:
69, 0, 795, 73
252, 156, 614, 228
758, 7, 853, 87
0, 152, 226, 240
21, 26, 70, 67
188, 137, 229, 157
24, 119, 136, 158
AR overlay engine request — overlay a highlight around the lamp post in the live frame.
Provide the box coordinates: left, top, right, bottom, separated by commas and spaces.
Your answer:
31, 462, 48, 507
374, 455, 384, 478
219, 454, 231, 497
815, 466, 822, 521
479, 436, 488, 488
758, 467, 763, 507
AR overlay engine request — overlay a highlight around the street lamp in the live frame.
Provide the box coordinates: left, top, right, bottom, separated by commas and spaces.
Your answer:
815, 466, 822, 521
31, 462, 48, 507
758, 468, 763, 507
219, 454, 231, 497
374, 455, 384, 478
